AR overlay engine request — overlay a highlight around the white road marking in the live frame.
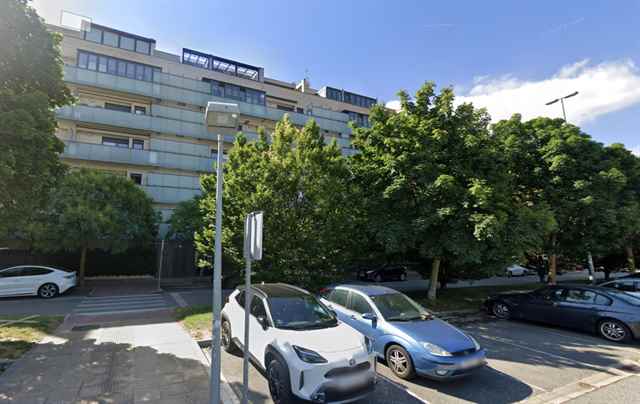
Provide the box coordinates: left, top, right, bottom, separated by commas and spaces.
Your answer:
0, 314, 39, 327
72, 294, 173, 316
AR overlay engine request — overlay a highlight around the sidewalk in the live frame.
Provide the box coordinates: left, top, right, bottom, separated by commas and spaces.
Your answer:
0, 312, 235, 404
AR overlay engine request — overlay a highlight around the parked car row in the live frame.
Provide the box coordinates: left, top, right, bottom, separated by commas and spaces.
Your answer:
357, 265, 408, 282
0, 265, 77, 298
221, 283, 486, 404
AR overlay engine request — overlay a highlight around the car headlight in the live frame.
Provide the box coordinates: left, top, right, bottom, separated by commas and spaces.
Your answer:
292, 345, 328, 364
364, 336, 374, 354
422, 342, 452, 357
468, 335, 481, 351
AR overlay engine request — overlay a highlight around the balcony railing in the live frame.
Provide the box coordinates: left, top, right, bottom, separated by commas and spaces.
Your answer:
62, 140, 216, 172
63, 65, 355, 136
142, 185, 202, 205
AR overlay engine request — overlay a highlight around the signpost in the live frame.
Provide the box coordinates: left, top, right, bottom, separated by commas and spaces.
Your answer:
242, 211, 263, 404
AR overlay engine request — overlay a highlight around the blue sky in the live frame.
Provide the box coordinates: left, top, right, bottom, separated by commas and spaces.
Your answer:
34, 0, 640, 153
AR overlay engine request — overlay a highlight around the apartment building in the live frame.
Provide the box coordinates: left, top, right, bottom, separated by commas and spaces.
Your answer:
49, 21, 376, 236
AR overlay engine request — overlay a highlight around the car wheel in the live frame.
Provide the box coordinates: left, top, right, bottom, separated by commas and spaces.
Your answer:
598, 319, 631, 343
506, 271, 512, 278
374, 274, 383, 283
491, 302, 511, 320
385, 345, 416, 380
400, 273, 407, 281
267, 358, 295, 404
221, 319, 239, 354
38, 283, 59, 299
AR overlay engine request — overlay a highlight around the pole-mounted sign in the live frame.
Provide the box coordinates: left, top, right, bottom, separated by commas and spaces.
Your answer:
242, 211, 263, 404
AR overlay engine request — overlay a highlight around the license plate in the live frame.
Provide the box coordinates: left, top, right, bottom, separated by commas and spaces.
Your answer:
461, 358, 483, 369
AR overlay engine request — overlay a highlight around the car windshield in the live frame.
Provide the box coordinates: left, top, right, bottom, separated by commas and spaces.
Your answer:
268, 295, 338, 330
371, 293, 431, 321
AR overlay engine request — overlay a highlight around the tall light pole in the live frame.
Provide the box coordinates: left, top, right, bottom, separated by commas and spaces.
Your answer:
545, 91, 594, 285
204, 101, 240, 404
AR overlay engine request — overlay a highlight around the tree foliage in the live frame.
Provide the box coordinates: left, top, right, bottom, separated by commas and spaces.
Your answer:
38, 169, 159, 285
196, 118, 360, 289
351, 83, 553, 299
167, 196, 204, 241
0, 0, 73, 238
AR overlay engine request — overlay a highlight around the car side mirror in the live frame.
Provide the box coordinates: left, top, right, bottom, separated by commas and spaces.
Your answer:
256, 315, 269, 330
362, 312, 377, 322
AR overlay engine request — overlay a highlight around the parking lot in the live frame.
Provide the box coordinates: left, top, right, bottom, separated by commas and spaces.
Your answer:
221, 317, 640, 403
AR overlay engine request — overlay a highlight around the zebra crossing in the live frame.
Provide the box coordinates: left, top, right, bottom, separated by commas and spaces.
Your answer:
72, 293, 176, 316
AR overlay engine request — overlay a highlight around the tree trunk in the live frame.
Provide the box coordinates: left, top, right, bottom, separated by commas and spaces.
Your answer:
548, 234, 557, 285
626, 245, 636, 273
427, 258, 441, 301
79, 246, 87, 287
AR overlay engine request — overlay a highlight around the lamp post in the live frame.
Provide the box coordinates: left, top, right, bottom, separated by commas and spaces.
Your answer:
204, 101, 240, 404
545, 92, 596, 284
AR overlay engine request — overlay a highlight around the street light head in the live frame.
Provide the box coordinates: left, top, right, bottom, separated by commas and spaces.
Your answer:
564, 91, 579, 99
545, 98, 559, 106
205, 101, 240, 132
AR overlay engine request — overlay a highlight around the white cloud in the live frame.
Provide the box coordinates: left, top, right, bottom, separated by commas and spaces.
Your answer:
631, 146, 640, 157
456, 59, 640, 125
385, 100, 402, 111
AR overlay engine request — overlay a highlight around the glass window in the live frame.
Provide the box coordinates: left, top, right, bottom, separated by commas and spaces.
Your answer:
250, 296, 267, 318
87, 54, 98, 70
595, 294, 612, 306
348, 293, 373, 314
0, 267, 26, 278
235, 291, 246, 308
268, 295, 337, 330
104, 103, 131, 113
564, 289, 596, 304
102, 136, 130, 148
85, 27, 102, 43
135, 64, 145, 81
126, 62, 136, 79
371, 293, 430, 321
143, 66, 153, 82
78, 52, 88, 69
132, 139, 144, 149
606, 280, 638, 292
98, 56, 108, 73
117, 60, 127, 76
133, 106, 146, 116
136, 40, 150, 54
129, 173, 142, 185
102, 31, 119, 47
107, 58, 118, 74
120, 36, 135, 51
328, 289, 349, 307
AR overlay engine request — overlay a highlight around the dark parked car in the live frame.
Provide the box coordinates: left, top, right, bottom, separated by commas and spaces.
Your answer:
358, 265, 407, 282
617, 272, 640, 280
484, 284, 640, 343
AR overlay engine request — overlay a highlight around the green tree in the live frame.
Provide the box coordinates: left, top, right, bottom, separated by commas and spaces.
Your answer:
167, 196, 204, 241
38, 170, 159, 286
0, 0, 73, 238
492, 116, 613, 282
196, 118, 360, 289
352, 83, 552, 300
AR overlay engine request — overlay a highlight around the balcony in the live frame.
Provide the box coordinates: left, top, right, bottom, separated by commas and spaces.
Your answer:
63, 65, 354, 136
62, 140, 216, 172
142, 185, 202, 205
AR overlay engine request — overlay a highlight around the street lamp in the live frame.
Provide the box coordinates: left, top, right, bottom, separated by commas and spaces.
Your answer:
545, 91, 578, 121
204, 101, 240, 404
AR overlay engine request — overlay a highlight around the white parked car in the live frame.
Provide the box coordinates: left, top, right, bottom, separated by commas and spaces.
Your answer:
0, 265, 77, 298
221, 283, 376, 404
505, 264, 531, 277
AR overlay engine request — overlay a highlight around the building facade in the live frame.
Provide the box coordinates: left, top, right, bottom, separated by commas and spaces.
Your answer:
50, 21, 376, 236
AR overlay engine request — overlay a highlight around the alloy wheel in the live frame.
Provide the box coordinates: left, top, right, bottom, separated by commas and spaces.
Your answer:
493, 302, 510, 319
268, 364, 282, 402
600, 321, 626, 342
39, 284, 57, 298
388, 349, 408, 375
221, 322, 231, 348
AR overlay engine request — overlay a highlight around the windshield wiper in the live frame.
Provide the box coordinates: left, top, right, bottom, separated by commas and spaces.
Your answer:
388, 314, 433, 322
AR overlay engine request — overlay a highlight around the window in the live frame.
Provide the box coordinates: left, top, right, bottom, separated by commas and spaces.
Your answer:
235, 291, 246, 308
129, 173, 143, 185
203, 78, 265, 105
102, 30, 119, 47
85, 27, 102, 43
98, 56, 108, 73
132, 139, 144, 149
182, 48, 260, 81
135, 40, 151, 54
296, 107, 304, 114
78, 52, 88, 69
133, 106, 147, 116
21, 267, 53, 276
328, 289, 349, 307
0, 267, 25, 278
107, 58, 118, 75
102, 136, 130, 148
595, 294, 612, 306
564, 289, 596, 304
117, 60, 127, 76
606, 280, 638, 292
105, 103, 131, 113
349, 293, 373, 314
135, 64, 145, 81
120, 36, 135, 51
87, 54, 98, 70
276, 104, 295, 112
143, 66, 153, 82
250, 296, 268, 318
126, 62, 136, 79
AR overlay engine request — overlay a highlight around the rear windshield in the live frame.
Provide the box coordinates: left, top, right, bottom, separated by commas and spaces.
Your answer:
609, 290, 640, 306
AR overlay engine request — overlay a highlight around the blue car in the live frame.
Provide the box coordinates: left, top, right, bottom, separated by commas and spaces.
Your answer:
319, 284, 486, 380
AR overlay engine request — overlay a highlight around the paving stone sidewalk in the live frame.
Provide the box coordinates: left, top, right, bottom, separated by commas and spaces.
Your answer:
0, 313, 234, 404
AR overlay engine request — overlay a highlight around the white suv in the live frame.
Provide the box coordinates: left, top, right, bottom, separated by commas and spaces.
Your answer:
221, 283, 376, 404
